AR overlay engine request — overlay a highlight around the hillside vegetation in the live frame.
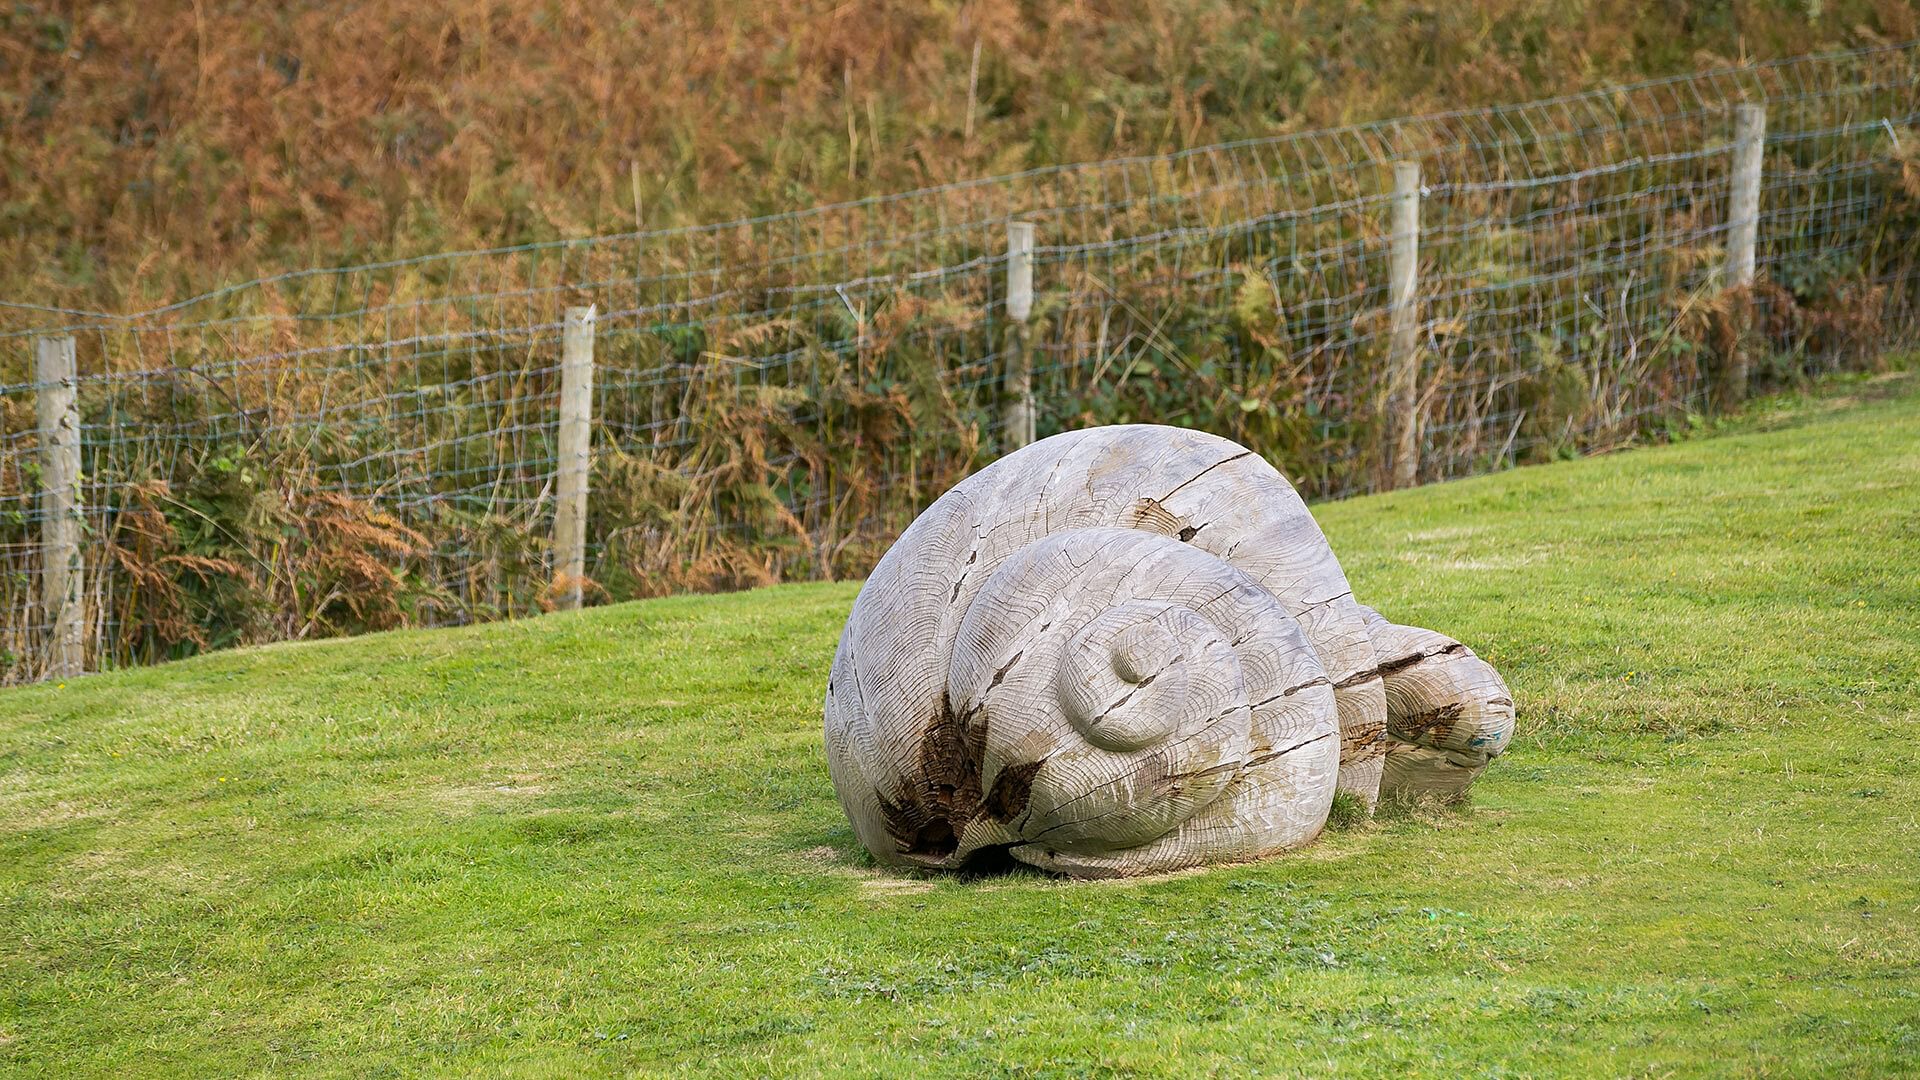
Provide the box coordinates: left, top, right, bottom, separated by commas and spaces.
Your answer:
6, 0, 1918, 310
1, 372, 1915, 1076
5, 3, 1918, 686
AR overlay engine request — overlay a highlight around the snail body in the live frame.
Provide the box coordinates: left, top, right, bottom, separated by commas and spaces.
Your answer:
823, 425, 1511, 877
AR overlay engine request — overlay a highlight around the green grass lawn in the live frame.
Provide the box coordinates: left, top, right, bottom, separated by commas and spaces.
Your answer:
4, 372, 1918, 1078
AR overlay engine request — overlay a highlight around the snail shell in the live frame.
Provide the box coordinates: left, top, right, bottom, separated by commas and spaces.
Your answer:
823, 425, 1510, 877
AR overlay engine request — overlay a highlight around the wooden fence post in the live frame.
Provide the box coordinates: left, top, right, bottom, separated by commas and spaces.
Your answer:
1723, 103, 1767, 404
35, 334, 83, 679
1386, 161, 1422, 489
553, 305, 596, 612
1003, 220, 1037, 451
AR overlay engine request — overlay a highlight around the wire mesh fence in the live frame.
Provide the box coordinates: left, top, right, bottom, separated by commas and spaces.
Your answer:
3, 41, 1918, 684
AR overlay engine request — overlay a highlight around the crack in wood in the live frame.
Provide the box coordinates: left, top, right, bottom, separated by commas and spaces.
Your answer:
1159, 450, 1255, 502
988, 649, 1024, 689
1243, 728, 1337, 769
1332, 642, 1466, 689
1249, 675, 1332, 709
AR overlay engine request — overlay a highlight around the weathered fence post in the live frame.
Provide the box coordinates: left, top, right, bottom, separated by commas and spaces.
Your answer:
1386, 161, 1422, 489
1722, 103, 1767, 404
553, 305, 596, 612
1003, 220, 1037, 451
35, 334, 83, 679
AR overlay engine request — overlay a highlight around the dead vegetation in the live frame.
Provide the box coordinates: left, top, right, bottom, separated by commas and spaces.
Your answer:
6, 0, 1915, 313
1, 6, 1917, 680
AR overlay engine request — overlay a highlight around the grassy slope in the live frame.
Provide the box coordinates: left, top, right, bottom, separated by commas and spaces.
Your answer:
2, 372, 1917, 1077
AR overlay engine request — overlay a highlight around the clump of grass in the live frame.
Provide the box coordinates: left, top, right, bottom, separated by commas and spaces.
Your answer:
1324, 789, 1371, 831
1374, 787, 1472, 826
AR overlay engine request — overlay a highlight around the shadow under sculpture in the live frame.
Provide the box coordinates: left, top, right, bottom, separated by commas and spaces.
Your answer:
823, 425, 1513, 878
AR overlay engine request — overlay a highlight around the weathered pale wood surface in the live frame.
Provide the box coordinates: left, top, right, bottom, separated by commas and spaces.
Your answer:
1722, 103, 1767, 404
1359, 606, 1514, 802
36, 335, 84, 679
1001, 221, 1037, 449
553, 305, 596, 610
824, 424, 1511, 877
1386, 159, 1422, 490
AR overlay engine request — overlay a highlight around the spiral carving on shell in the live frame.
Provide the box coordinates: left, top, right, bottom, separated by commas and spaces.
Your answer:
823, 425, 1513, 878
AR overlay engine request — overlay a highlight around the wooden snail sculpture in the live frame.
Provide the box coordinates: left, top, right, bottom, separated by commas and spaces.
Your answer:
823, 425, 1513, 878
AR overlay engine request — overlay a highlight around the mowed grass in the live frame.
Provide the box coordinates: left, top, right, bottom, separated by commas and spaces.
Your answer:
3, 373, 1918, 1078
